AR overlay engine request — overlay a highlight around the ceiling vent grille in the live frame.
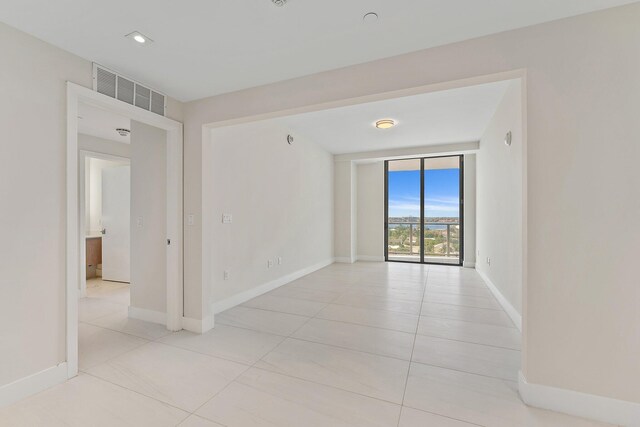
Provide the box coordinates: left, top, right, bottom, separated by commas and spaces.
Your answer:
92, 64, 166, 116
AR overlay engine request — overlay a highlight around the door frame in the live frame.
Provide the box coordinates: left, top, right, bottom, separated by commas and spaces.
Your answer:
384, 154, 464, 266
78, 151, 130, 297
66, 82, 183, 379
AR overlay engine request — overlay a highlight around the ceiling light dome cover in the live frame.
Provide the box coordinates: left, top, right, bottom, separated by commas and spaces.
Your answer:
375, 119, 396, 129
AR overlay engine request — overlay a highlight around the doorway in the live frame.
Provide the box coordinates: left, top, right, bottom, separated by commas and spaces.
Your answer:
66, 83, 183, 379
80, 153, 131, 297
384, 155, 463, 266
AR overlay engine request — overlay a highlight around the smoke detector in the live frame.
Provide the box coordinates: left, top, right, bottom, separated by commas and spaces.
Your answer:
116, 128, 131, 137
272, 0, 287, 6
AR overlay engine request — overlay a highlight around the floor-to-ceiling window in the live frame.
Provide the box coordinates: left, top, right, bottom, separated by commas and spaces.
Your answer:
385, 155, 463, 265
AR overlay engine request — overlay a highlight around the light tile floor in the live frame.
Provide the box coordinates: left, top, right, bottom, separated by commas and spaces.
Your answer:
0, 265, 616, 426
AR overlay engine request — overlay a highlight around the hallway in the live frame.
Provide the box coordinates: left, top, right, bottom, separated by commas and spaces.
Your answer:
0, 263, 610, 426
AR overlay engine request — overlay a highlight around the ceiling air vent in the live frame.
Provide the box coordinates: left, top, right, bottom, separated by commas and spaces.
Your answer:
92, 64, 166, 116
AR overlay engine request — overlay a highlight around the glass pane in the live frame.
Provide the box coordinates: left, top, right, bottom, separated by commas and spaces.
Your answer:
387, 159, 421, 262
423, 157, 461, 265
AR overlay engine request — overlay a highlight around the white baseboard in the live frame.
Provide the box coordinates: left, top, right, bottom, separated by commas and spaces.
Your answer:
212, 258, 334, 314
519, 372, 640, 426
182, 315, 215, 334
357, 255, 385, 262
463, 261, 476, 268
334, 257, 355, 263
128, 306, 166, 325
476, 269, 522, 331
0, 363, 68, 409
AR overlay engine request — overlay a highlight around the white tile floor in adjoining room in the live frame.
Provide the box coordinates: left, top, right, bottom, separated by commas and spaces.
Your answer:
0, 264, 615, 426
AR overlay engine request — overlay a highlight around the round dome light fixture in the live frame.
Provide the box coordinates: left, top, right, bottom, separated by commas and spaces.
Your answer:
375, 119, 396, 130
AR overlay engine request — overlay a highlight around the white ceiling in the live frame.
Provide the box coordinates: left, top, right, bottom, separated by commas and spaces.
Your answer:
78, 103, 131, 143
0, 0, 634, 101
273, 80, 511, 154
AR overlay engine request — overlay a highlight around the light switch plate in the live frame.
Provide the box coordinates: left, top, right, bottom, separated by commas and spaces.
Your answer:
222, 213, 233, 224
187, 214, 195, 226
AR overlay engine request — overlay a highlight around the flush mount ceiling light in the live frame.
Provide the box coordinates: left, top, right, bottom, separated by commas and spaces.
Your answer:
375, 119, 396, 129
363, 12, 379, 23
272, 0, 287, 6
125, 31, 152, 44
116, 128, 131, 137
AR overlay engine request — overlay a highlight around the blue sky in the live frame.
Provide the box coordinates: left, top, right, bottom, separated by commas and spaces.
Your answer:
388, 169, 459, 218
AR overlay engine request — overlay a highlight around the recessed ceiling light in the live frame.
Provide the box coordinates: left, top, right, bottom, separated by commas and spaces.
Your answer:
125, 31, 152, 45
375, 119, 396, 129
363, 12, 379, 23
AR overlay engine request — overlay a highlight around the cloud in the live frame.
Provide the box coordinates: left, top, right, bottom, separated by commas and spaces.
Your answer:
425, 196, 459, 204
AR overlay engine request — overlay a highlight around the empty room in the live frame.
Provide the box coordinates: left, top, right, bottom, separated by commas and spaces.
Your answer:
0, 1, 639, 426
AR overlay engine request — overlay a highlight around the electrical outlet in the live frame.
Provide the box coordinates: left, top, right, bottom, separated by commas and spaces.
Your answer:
486, 256, 491, 266
136, 216, 144, 227
222, 213, 233, 224
267, 259, 274, 269
223, 270, 229, 280
187, 214, 195, 226
277, 256, 282, 265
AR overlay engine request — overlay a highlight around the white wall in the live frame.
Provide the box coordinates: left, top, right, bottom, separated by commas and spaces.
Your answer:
130, 121, 167, 314
0, 22, 92, 388
209, 121, 334, 307
186, 3, 640, 405
356, 162, 384, 260
476, 80, 523, 315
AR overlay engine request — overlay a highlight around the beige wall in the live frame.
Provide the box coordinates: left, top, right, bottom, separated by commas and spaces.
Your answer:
130, 121, 168, 314
209, 121, 334, 305
356, 162, 384, 260
463, 154, 477, 267
79, 133, 132, 159
0, 20, 183, 389
333, 161, 357, 262
185, 3, 640, 403
476, 80, 523, 315
0, 22, 92, 387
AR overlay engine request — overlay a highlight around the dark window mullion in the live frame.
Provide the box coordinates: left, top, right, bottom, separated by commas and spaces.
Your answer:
420, 158, 425, 264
